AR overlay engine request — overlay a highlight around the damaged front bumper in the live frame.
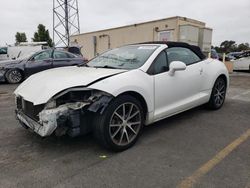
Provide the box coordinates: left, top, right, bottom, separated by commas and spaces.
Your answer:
15, 93, 113, 137
16, 102, 90, 137
16, 110, 50, 136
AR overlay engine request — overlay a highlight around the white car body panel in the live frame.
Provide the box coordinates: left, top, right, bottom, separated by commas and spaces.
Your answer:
14, 66, 126, 105
201, 59, 230, 90
88, 69, 155, 124
153, 61, 206, 120
233, 57, 250, 71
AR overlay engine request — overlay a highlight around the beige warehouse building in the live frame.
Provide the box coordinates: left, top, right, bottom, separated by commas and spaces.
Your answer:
70, 16, 212, 59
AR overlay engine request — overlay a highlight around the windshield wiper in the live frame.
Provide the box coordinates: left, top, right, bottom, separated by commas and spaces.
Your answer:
78, 62, 89, 67
94, 65, 118, 69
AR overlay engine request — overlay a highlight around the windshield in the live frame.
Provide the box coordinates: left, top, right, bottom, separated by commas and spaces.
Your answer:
87, 45, 158, 70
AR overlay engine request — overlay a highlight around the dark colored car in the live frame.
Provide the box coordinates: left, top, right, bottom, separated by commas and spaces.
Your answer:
0, 49, 85, 84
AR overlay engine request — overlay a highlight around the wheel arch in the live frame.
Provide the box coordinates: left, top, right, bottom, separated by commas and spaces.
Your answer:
207, 73, 228, 110
116, 91, 148, 120
216, 74, 229, 89
217, 74, 228, 85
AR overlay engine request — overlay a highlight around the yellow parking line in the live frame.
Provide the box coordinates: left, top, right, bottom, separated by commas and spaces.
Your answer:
177, 128, 250, 188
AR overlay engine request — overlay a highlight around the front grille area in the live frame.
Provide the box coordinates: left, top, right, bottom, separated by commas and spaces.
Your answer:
16, 97, 44, 121
16, 97, 22, 109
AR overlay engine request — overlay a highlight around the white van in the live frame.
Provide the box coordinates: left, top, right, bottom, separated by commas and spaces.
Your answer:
7, 42, 48, 60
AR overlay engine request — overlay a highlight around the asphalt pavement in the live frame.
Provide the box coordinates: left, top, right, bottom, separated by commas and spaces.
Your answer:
0, 72, 249, 188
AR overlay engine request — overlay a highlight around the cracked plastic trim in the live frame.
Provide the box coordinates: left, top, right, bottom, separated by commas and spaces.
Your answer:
87, 95, 113, 114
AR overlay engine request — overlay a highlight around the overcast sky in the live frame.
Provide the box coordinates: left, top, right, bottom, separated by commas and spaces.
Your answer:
0, 0, 249, 46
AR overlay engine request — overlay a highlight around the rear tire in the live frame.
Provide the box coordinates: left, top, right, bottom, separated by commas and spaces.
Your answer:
207, 77, 227, 110
5, 69, 23, 84
93, 95, 144, 152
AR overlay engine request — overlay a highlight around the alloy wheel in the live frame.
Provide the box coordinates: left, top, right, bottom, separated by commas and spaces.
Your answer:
109, 103, 142, 146
8, 70, 22, 83
213, 79, 226, 107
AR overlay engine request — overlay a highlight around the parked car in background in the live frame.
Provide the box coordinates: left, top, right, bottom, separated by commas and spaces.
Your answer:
227, 52, 243, 60
233, 51, 250, 72
14, 42, 229, 151
0, 49, 86, 84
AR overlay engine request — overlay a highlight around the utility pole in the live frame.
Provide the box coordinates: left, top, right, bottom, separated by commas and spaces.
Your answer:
53, 0, 80, 47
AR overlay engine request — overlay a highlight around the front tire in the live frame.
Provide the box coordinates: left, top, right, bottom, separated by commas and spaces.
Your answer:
93, 95, 144, 152
207, 77, 227, 110
5, 69, 23, 84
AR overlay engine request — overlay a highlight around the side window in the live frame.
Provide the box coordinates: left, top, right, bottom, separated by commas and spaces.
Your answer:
0, 47, 7, 54
33, 51, 51, 61
53, 51, 70, 59
148, 51, 168, 75
166, 47, 201, 65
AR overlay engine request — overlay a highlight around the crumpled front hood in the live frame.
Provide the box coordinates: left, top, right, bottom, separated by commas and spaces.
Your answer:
14, 66, 126, 105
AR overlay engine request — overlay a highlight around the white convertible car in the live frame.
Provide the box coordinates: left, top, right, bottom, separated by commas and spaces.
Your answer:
14, 42, 229, 151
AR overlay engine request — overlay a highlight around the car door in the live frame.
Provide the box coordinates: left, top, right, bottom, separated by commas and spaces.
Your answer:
25, 50, 53, 77
152, 47, 205, 121
52, 50, 75, 68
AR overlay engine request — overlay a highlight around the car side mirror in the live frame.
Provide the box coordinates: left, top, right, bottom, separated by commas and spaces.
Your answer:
169, 61, 187, 76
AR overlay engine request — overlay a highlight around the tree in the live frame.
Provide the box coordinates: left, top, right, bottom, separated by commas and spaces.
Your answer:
32, 24, 53, 47
15, 32, 27, 44
213, 41, 250, 54
237, 43, 250, 51
220, 40, 237, 53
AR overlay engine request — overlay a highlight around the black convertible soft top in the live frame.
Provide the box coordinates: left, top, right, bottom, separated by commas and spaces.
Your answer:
138, 41, 206, 60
